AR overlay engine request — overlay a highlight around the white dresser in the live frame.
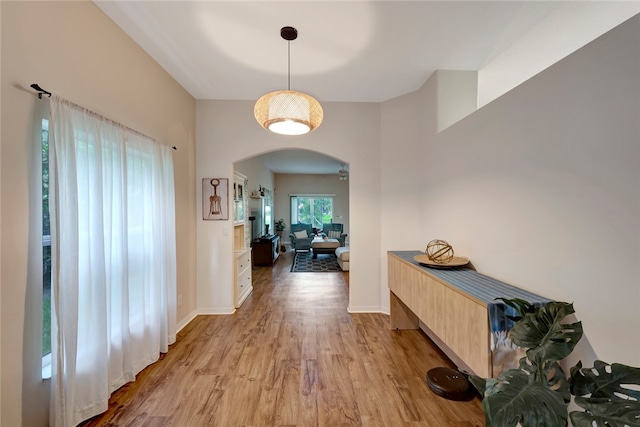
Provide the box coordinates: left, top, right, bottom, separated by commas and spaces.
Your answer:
234, 248, 252, 308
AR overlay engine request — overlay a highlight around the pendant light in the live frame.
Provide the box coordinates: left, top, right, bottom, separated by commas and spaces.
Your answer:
254, 27, 323, 135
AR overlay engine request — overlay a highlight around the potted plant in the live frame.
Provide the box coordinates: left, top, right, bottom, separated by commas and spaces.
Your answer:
274, 218, 286, 252
469, 298, 640, 427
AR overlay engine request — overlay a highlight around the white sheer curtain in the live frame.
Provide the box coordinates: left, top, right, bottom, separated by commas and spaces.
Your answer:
48, 97, 177, 427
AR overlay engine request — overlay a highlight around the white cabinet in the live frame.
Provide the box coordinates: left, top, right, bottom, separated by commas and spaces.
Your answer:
233, 171, 252, 308
235, 248, 253, 308
233, 172, 247, 225
233, 171, 250, 251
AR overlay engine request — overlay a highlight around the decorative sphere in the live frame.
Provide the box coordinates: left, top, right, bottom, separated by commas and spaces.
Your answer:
426, 239, 454, 264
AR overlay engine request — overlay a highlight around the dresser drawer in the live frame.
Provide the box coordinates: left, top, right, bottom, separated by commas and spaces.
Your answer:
238, 268, 252, 292
234, 248, 253, 308
235, 250, 251, 274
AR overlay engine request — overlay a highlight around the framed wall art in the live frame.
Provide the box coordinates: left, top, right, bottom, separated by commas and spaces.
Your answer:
202, 178, 229, 220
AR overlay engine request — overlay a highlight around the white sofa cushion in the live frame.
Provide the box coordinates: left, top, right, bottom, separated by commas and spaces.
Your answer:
335, 247, 350, 271
335, 247, 350, 261
293, 230, 308, 238
312, 238, 339, 249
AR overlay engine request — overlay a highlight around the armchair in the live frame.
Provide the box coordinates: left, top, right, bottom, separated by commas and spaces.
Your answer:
322, 223, 347, 247
289, 223, 313, 252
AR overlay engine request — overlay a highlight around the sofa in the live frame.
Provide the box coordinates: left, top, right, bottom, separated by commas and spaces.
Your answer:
289, 223, 313, 252
322, 223, 347, 247
335, 247, 350, 271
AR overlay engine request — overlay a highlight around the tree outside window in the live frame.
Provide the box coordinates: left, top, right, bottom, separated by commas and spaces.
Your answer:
42, 118, 51, 358
291, 196, 333, 228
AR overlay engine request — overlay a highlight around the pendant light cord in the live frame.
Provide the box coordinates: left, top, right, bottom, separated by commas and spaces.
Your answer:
287, 40, 291, 91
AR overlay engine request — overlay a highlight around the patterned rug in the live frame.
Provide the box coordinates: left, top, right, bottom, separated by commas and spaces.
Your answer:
291, 251, 342, 272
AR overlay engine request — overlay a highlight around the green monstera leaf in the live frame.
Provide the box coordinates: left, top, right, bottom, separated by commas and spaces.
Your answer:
570, 360, 640, 427
570, 398, 640, 427
495, 297, 536, 323
474, 299, 640, 427
571, 360, 640, 400
518, 358, 571, 403
482, 368, 568, 427
508, 301, 583, 364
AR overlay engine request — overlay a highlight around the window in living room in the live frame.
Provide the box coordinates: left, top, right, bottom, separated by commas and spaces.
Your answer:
290, 195, 333, 229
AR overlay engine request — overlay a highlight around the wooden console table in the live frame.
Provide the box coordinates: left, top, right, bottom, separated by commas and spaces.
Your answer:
388, 251, 548, 378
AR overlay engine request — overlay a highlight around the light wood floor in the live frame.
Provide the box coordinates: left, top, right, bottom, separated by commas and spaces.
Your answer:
81, 251, 484, 426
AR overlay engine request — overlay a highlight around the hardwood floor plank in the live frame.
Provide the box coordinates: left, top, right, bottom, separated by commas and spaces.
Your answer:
80, 251, 484, 426
298, 358, 319, 426
140, 416, 168, 427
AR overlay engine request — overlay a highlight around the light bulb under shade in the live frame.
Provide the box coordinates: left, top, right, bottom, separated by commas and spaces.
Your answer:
269, 120, 310, 136
254, 90, 323, 135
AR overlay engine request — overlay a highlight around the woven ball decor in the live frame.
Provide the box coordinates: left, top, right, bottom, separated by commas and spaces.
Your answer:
426, 239, 454, 264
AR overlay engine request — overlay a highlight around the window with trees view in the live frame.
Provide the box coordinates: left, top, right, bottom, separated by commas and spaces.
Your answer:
290, 196, 333, 229
42, 118, 51, 361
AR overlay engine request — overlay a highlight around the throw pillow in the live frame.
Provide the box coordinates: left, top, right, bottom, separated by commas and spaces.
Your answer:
328, 230, 341, 239
294, 230, 308, 239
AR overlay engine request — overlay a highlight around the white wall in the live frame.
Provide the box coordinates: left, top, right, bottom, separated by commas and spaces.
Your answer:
196, 100, 381, 314
436, 70, 478, 132
235, 157, 275, 204
383, 15, 640, 367
477, 3, 640, 108
1, 2, 196, 425
379, 80, 437, 312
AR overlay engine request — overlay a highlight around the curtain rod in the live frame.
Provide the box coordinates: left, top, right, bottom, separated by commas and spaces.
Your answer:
30, 83, 51, 99
31, 82, 177, 151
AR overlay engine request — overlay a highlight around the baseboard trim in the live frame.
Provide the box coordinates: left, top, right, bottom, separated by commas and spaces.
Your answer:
198, 307, 236, 315
347, 305, 386, 314
176, 309, 199, 334
176, 307, 236, 334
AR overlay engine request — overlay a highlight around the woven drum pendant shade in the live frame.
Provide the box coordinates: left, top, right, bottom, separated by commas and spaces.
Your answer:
254, 26, 323, 135
254, 90, 323, 135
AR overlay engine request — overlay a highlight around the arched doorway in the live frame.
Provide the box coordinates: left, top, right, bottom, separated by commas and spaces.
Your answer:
233, 148, 349, 248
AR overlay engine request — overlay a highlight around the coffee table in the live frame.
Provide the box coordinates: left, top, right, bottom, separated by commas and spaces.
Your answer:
311, 238, 340, 258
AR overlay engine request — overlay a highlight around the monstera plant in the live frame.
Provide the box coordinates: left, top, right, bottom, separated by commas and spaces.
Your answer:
469, 298, 640, 427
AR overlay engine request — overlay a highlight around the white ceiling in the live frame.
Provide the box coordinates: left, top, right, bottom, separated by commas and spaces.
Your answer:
257, 149, 348, 175
95, 1, 639, 173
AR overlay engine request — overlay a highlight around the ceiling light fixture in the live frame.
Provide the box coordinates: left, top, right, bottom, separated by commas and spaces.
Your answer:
254, 26, 323, 136
338, 164, 348, 181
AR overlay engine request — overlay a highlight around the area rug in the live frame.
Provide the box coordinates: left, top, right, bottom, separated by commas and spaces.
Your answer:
291, 251, 342, 272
